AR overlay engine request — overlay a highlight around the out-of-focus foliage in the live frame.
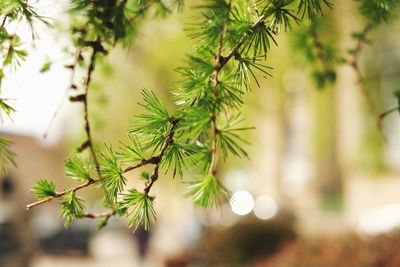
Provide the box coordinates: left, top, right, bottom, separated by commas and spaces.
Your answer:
10, 0, 399, 231
0, 0, 49, 174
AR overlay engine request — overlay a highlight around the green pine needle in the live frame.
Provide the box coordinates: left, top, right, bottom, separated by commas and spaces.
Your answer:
297, 0, 333, 20
162, 142, 197, 178
99, 145, 126, 200
97, 218, 108, 230
263, 0, 300, 33
58, 191, 85, 228
0, 99, 16, 122
139, 171, 150, 181
119, 189, 156, 231
184, 174, 231, 209
131, 89, 170, 135
359, 0, 399, 25
0, 137, 16, 174
65, 155, 91, 182
217, 115, 253, 159
117, 135, 144, 164
31, 179, 57, 200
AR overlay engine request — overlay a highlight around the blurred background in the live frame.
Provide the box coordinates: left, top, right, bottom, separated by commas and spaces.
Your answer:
2, 0, 400, 266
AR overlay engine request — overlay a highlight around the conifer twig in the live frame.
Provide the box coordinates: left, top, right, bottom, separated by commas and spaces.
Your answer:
83, 210, 116, 219
209, 13, 268, 176
310, 27, 330, 73
43, 49, 82, 138
80, 40, 118, 210
143, 119, 178, 195
347, 24, 386, 141
26, 180, 98, 210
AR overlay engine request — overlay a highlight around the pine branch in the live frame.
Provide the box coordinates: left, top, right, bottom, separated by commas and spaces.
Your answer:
380, 106, 400, 120
208, 10, 271, 176
221, 15, 267, 70
346, 24, 386, 141
43, 48, 83, 139
310, 27, 331, 76
143, 119, 179, 195
26, 179, 97, 210
0, 14, 8, 29
71, 39, 117, 211
83, 210, 116, 219
121, 156, 160, 173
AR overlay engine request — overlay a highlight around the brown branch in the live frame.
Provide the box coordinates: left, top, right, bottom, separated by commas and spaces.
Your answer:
26, 180, 97, 210
347, 24, 386, 142
310, 26, 331, 73
83, 210, 116, 219
121, 156, 160, 173
206, 13, 270, 176
380, 106, 400, 120
222, 15, 266, 68
43, 49, 82, 139
1, 15, 8, 29
143, 120, 178, 195
208, 5, 233, 176
79, 40, 117, 211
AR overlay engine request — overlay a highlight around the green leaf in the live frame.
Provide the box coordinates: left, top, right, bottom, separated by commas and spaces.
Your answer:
117, 135, 144, 164
130, 89, 170, 141
31, 179, 56, 200
65, 155, 91, 182
0, 99, 16, 122
99, 145, 126, 201
297, 0, 333, 20
0, 137, 16, 174
188, 142, 212, 174
162, 142, 197, 178
119, 189, 156, 231
184, 174, 231, 209
358, 0, 399, 25
97, 218, 108, 230
4, 35, 28, 67
393, 89, 400, 100
139, 171, 150, 181
188, 0, 231, 46
240, 20, 277, 58
176, 107, 211, 141
39, 61, 51, 73
263, 0, 300, 33
234, 55, 273, 91
217, 115, 253, 159
58, 191, 85, 228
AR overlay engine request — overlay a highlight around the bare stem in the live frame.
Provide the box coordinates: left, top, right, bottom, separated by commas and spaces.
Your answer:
347, 24, 386, 141
0, 15, 8, 29
122, 156, 160, 173
310, 26, 330, 73
80, 41, 117, 210
83, 210, 116, 219
43, 49, 82, 138
380, 106, 400, 120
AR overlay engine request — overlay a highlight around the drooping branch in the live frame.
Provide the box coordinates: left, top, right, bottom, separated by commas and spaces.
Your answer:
310, 26, 331, 74
347, 24, 386, 141
208, 13, 269, 176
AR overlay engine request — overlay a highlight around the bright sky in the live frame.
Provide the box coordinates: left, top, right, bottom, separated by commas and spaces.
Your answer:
1, 1, 71, 145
